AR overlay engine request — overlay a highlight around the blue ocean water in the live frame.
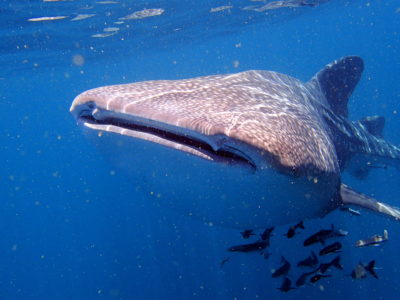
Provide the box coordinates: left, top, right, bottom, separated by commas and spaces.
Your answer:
1, 0, 399, 299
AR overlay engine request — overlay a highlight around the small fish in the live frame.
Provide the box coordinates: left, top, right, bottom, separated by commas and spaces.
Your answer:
350, 260, 378, 279
303, 224, 347, 246
355, 230, 388, 247
310, 273, 331, 283
260, 227, 274, 241
319, 255, 343, 273
319, 241, 342, 256
296, 269, 318, 287
318, 262, 331, 274
284, 221, 305, 238
365, 260, 379, 279
228, 240, 267, 253
240, 229, 256, 239
277, 277, 295, 292
351, 263, 367, 279
220, 257, 230, 268
339, 206, 361, 216
272, 256, 291, 278
295, 273, 309, 287
297, 251, 319, 268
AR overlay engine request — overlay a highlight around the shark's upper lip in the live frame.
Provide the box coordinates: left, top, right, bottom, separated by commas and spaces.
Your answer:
72, 101, 257, 170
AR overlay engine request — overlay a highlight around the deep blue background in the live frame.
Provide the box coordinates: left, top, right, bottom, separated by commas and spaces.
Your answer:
1, 1, 399, 299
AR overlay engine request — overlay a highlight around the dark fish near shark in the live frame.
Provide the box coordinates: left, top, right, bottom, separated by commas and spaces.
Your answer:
70, 56, 400, 229
319, 241, 342, 256
297, 251, 319, 268
272, 256, 291, 278
303, 224, 347, 246
240, 229, 256, 239
228, 240, 267, 253
260, 227, 274, 241
284, 220, 305, 238
296, 268, 318, 287
319, 255, 343, 273
277, 277, 296, 292
310, 273, 331, 283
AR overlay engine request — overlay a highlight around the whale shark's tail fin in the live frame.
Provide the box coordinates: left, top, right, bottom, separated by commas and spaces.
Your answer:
340, 184, 400, 221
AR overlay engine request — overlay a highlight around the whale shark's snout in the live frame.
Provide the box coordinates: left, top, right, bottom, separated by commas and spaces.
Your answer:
71, 96, 258, 171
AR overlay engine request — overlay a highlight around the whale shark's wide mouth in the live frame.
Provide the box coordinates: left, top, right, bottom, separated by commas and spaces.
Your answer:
72, 102, 257, 171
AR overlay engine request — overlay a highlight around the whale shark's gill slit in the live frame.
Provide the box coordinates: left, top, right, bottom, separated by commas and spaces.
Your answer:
80, 115, 257, 170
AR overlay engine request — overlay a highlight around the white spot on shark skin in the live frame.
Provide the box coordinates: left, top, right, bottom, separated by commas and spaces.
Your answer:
71, 56, 400, 228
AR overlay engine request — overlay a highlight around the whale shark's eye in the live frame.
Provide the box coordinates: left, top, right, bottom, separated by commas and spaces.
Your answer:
87, 101, 96, 109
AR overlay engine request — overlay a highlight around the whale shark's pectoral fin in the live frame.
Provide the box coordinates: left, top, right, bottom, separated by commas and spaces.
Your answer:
358, 115, 385, 139
340, 184, 400, 220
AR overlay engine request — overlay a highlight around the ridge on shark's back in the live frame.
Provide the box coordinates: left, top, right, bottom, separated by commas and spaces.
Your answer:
70, 56, 400, 228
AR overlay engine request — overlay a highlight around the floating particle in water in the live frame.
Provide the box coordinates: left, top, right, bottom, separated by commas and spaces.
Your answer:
28, 16, 68, 22
242, 5, 258, 11
91, 32, 117, 38
72, 54, 85, 66
71, 14, 96, 21
91, 27, 120, 38
210, 5, 233, 13
119, 8, 165, 20
97, 1, 119, 4
103, 27, 120, 32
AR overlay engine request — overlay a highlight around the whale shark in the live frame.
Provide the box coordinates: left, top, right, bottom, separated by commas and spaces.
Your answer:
70, 56, 400, 228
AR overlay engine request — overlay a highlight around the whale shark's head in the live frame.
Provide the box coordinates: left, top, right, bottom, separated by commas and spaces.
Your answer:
70, 59, 364, 228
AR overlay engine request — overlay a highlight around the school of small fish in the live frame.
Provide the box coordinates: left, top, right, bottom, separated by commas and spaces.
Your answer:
224, 213, 389, 293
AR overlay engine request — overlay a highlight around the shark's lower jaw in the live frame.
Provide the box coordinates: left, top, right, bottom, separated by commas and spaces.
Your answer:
75, 111, 339, 229
76, 104, 257, 171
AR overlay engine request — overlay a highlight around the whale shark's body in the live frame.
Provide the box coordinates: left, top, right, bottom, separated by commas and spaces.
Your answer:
70, 56, 400, 228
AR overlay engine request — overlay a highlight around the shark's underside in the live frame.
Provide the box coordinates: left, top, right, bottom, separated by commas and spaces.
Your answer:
70, 56, 400, 228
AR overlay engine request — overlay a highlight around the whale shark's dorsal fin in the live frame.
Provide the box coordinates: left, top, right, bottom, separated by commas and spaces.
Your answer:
340, 184, 400, 220
310, 56, 364, 118
358, 115, 385, 138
